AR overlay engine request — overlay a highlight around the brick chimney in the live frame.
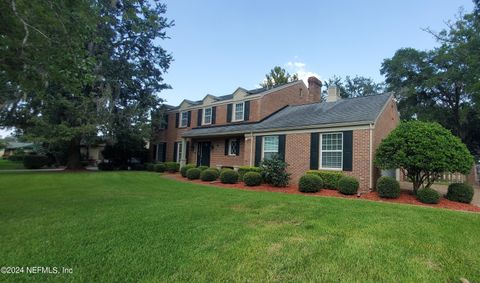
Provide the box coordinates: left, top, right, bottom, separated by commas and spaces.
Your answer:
327, 85, 341, 102
307, 76, 322, 102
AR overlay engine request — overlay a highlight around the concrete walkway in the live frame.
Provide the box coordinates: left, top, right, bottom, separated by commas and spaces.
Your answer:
0, 167, 66, 173
400, 182, 480, 207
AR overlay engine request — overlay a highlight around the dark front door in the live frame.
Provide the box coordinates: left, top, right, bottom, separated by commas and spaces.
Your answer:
196, 142, 211, 167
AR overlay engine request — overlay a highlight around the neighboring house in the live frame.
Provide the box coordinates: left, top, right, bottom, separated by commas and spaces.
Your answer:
152, 77, 400, 191
80, 143, 106, 165
2, 142, 36, 158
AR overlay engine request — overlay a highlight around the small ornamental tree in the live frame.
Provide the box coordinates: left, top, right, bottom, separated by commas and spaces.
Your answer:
375, 121, 473, 194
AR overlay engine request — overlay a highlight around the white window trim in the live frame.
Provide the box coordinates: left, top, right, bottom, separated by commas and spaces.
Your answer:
261, 136, 279, 159
202, 107, 212, 125
228, 139, 239, 156
176, 142, 183, 162
179, 111, 188, 128
319, 132, 343, 171
232, 102, 245, 122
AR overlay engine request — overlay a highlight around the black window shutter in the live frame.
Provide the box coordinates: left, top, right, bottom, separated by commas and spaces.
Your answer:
227, 104, 232, 122
186, 141, 190, 163
244, 101, 250, 121
235, 138, 240, 156
187, 111, 191, 127
278, 135, 286, 161
164, 114, 169, 129
175, 113, 179, 128
173, 142, 178, 162
343, 131, 353, 171
153, 144, 158, 161
212, 107, 216, 124
254, 136, 262, 166
162, 143, 167, 162
224, 139, 229, 155
197, 109, 203, 126
310, 133, 319, 170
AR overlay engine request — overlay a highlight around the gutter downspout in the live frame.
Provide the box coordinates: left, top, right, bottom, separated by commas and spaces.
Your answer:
369, 123, 374, 190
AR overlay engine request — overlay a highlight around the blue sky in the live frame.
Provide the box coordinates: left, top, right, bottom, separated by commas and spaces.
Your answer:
0, 0, 474, 138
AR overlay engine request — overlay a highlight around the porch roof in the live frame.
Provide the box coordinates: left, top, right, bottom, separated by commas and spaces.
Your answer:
182, 123, 254, 138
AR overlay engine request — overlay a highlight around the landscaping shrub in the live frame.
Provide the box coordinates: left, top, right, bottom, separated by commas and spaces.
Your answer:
8, 154, 25, 162
446, 183, 474, 204
298, 174, 323, 193
180, 164, 196, 177
154, 163, 166, 172
220, 169, 239, 184
145, 163, 155, 171
306, 170, 343, 189
417, 188, 440, 204
338, 176, 359, 195
238, 166, 262, 181
260, 156, 290, 187
186, 168, 201, 180
243, 172, 262, 186
197, 165, 209, 172
98, 162, 115, 171
165, 162, 180, 173
377, 176, 401, 199
23, 155, 49, 169
200, 169, 219, 181
130, 163, 146, 171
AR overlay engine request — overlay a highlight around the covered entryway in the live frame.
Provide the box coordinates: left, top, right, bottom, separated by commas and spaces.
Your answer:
196, 141, 211, 167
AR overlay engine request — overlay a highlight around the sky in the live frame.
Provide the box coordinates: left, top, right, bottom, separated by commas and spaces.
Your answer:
0, 0, 474, 138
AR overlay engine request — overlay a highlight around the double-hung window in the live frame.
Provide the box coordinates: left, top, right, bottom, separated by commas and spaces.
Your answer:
262, 136, 279, 160
233, 102, 244, 122
228, 139, 239, 156
203, 107, 212, 125
180, 111, 188, 127
320, 133, 343, 170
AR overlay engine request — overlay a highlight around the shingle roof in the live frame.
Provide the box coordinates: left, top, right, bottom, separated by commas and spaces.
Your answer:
5, 142, 35, 149
182, 93, 393, 138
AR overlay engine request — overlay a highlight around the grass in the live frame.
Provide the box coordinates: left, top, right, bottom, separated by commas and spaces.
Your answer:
1, 172, 480, 282
0, 159, 24, 170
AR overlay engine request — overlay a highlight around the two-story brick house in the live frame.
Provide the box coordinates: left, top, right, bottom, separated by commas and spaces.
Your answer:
153, 76, 400, 191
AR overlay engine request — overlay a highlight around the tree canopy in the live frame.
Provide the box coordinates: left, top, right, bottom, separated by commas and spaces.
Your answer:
323, 75, 385, 98
260, 66, 298, 88
375, 121, 473, 193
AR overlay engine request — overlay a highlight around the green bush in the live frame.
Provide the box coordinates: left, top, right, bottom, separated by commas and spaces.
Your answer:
186, 168, 201, 180
165, 162, 179, 173
8, 154, 24, 162
260, 156, 290, 187
200, 169, 219, 181
298, 174, 323, 193
417, 188, 440, 204
197, 165, 209, 171
154, 163, 166, 172
238, 166, 262, 181
145, 163, 155, 171
306, 170, 344, 189
377, 176, 401, 199
130, 163, 146, 171
446, 183, 474, 204
23, 155, 49, 169
180, 164, 196, 177
243, 172, 262, 186
98, 162, 115, 171
338, 176, 359, 195
220, 169, 239, 184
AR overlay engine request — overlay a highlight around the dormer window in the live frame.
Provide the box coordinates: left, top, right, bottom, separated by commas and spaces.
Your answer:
203, 107, 212, 125
180, 111, 189, 127
233, 102, 244, 122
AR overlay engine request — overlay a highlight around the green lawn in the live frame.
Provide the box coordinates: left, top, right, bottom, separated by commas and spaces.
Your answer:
1, 172, 480, 282
0, 159, 24, 170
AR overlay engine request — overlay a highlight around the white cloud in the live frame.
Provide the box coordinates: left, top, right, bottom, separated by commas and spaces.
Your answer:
285, 61, 321, 85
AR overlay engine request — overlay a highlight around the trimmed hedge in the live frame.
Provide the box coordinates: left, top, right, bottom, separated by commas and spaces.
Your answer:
165, 162, 180, 173
220, 169, 239, 184
298, 174, 323, 193
338, 176, 359, 195
98, 162, 115, 171
180, 164, 196, 177
197, 165, 209, 172
446, 183, 474, 204
23, 155, 49, 169
186, 168, 201, 180
417, 188, 440, 204
130, 163, 146, 171
238, 166, 262, 181
306, 170, 343, 189
377, 176, 401, 199
243, 172, 262, 186
154, 163, 166, 172
145, 163, 155, 171
200, 169, 219, 181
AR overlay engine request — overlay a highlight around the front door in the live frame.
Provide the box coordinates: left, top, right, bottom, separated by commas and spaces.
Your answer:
196, 142, 211, 167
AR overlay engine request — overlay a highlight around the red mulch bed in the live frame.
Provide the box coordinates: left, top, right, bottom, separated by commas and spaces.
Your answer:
163, 173, 480, 213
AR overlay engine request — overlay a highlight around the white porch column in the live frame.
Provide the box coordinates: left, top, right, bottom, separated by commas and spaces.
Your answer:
180, 138, 187, 167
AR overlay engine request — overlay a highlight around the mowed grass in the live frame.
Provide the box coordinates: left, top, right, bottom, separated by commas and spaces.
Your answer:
1, 172, 480, 282
0, 159, 24, 170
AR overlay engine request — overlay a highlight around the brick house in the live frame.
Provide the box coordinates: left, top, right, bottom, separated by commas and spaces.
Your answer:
152, 77, 400, 191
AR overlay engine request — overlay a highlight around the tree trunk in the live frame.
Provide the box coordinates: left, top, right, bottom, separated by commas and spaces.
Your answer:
412, 181, 421, 195
66, 138, 83, 169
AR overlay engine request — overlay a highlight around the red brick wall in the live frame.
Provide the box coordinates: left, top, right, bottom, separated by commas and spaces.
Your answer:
208, 137, 245, 168
259, 83, 313, 120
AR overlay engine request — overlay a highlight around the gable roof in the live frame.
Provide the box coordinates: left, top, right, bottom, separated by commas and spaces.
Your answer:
182, 93, 393, 137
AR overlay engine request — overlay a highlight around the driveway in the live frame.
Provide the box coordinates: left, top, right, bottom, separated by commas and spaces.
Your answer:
400, 182, 480, 207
